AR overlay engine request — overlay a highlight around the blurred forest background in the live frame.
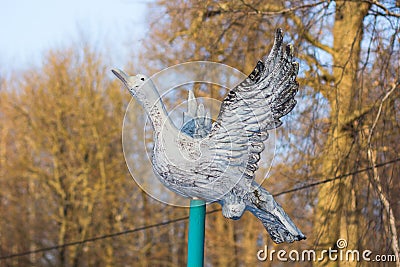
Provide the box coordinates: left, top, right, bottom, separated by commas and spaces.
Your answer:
1, 0, 399, 266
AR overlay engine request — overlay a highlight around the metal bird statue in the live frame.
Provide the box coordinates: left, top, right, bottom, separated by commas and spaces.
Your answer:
112, 29, 306, 243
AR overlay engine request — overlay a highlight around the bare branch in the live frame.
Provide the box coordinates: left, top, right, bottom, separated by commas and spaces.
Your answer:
236, 1, 335, 55
289, 14, 335, 55
367, 82, 399, 143
366, 81, 400, 266
363, 0, 400, 18
256, 1, 328, 15
204, 1, 329, 19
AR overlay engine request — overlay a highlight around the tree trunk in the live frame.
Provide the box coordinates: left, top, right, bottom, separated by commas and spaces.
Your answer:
314, 1, 370, 266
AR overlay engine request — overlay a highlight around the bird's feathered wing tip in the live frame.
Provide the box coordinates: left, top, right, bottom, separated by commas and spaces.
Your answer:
208, 28, 300, 182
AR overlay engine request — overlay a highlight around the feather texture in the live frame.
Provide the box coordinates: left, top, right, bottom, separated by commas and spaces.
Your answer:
112, 29, 305, 244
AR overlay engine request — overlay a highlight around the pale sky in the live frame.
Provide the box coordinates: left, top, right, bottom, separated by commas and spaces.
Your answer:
0, 0, 153, 71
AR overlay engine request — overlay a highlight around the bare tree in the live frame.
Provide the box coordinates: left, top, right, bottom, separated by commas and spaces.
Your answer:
0, 46, 162, 266
140, 0, 400, 265
1, 1, 398, 266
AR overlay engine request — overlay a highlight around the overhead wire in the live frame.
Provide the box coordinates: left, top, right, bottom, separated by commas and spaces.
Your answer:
1, 157, 399, 260
0, 209, 220, 260
273, 156, 400, 196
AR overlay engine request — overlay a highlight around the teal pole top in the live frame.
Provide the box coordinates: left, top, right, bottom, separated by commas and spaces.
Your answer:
187, 199, 206, 267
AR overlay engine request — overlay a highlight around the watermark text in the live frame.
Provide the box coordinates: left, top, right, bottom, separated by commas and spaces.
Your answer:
257, 239, 398, 263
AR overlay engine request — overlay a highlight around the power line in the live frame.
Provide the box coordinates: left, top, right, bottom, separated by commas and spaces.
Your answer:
274, 156, 400, 196
0, 209, 220, 261
1, 157, 399, 261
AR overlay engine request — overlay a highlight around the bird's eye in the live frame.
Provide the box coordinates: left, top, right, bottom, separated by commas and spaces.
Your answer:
141, 77, 145, 81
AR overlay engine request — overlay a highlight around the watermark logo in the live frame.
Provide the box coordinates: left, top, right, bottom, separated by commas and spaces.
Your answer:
336, 238, 347, 249
257, 238, 398, 263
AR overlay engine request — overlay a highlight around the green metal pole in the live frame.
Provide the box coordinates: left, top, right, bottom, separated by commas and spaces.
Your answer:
187, 199, 206, 267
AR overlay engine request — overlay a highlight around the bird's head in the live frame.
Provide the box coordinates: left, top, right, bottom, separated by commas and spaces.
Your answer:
112, 68, 147, 96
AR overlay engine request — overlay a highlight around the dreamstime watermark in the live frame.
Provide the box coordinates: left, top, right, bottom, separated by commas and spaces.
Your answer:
257, 238, 398, 263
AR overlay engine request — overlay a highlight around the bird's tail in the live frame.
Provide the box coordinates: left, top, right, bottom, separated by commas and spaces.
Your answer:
247, 185, 306, 244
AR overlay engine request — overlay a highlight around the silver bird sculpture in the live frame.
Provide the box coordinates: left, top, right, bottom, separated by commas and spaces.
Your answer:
112, 29, 306, 243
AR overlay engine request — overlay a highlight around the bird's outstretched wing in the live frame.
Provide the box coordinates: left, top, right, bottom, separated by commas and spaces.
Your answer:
208, 29, 299, 181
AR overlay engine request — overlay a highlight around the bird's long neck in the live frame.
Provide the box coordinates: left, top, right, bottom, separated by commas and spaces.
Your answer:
134, 81, 176, 136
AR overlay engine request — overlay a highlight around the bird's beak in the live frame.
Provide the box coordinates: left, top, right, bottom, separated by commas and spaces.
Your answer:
111, 68, 130, 88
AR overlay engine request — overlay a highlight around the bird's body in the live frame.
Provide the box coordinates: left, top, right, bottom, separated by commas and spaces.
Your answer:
113, 29, 306, 243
